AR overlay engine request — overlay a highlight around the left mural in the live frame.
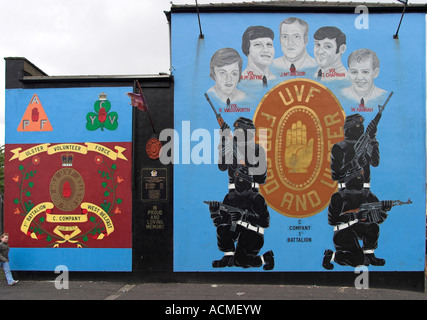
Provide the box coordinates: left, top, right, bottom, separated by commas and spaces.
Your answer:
5, 87, 133, 271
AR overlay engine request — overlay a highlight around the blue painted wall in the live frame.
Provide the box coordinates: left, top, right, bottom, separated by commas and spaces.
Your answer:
172, 11, 426, 272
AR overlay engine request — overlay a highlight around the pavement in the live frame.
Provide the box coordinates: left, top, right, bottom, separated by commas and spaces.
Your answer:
1, 280, 427, 301
0, 271, 426, 302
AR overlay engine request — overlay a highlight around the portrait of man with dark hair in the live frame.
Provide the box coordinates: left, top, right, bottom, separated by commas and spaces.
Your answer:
313, 26, 348, 81
240, 26, 276, 86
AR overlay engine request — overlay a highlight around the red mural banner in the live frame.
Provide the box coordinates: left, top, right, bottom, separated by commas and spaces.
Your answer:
4, 142, 132, 249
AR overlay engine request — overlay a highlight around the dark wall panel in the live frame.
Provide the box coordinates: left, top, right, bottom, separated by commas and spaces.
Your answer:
132, 80, 174, 272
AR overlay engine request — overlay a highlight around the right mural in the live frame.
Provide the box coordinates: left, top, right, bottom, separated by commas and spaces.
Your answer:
171, 9, 426, 272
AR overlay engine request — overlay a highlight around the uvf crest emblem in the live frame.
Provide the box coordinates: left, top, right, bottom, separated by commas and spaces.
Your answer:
254, 79, 345, 218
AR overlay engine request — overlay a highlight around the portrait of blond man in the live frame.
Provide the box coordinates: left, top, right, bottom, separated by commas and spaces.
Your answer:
342, 48, 387, 105
208, 47, 246, 105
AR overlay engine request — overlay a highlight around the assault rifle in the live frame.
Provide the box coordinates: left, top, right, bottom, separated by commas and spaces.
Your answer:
205, 93, 227, 128
348, 198, 412, 223
204, 201, 248, 232
360, 198, 412, 212
204, 93, 245, 165
353, 92, 393, 167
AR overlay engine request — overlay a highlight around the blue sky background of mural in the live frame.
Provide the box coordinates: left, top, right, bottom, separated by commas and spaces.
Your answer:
0, 0, 425, 146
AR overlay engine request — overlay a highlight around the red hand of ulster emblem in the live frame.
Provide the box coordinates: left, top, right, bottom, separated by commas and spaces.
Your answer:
63, 181, 72, 198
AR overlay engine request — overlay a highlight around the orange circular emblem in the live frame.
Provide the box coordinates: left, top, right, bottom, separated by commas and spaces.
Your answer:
146, 138, 162, 160
253, 79, 345, 218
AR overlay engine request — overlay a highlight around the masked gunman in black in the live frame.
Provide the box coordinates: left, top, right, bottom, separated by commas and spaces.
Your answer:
218, 117, 267, 192
322, 167, 392, 270
331, 113, 380, 189
208, 165, 274, 270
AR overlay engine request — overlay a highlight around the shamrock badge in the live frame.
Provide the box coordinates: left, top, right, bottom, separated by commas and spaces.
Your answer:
86, 93, 118, 131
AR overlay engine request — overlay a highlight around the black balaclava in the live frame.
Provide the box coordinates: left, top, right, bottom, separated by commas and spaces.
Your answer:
343, 113, 364, 141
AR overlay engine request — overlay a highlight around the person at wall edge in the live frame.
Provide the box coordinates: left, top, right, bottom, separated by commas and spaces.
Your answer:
0, 233, 19, 286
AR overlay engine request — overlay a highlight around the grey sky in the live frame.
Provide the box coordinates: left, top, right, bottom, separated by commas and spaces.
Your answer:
0, 0, 422, 145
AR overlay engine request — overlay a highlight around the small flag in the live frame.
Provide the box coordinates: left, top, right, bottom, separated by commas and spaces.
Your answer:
126, 92, 148, 112
129, 80, 157, 134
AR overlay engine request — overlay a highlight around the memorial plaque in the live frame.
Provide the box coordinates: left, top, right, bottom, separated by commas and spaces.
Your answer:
141, 168, 168, 201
